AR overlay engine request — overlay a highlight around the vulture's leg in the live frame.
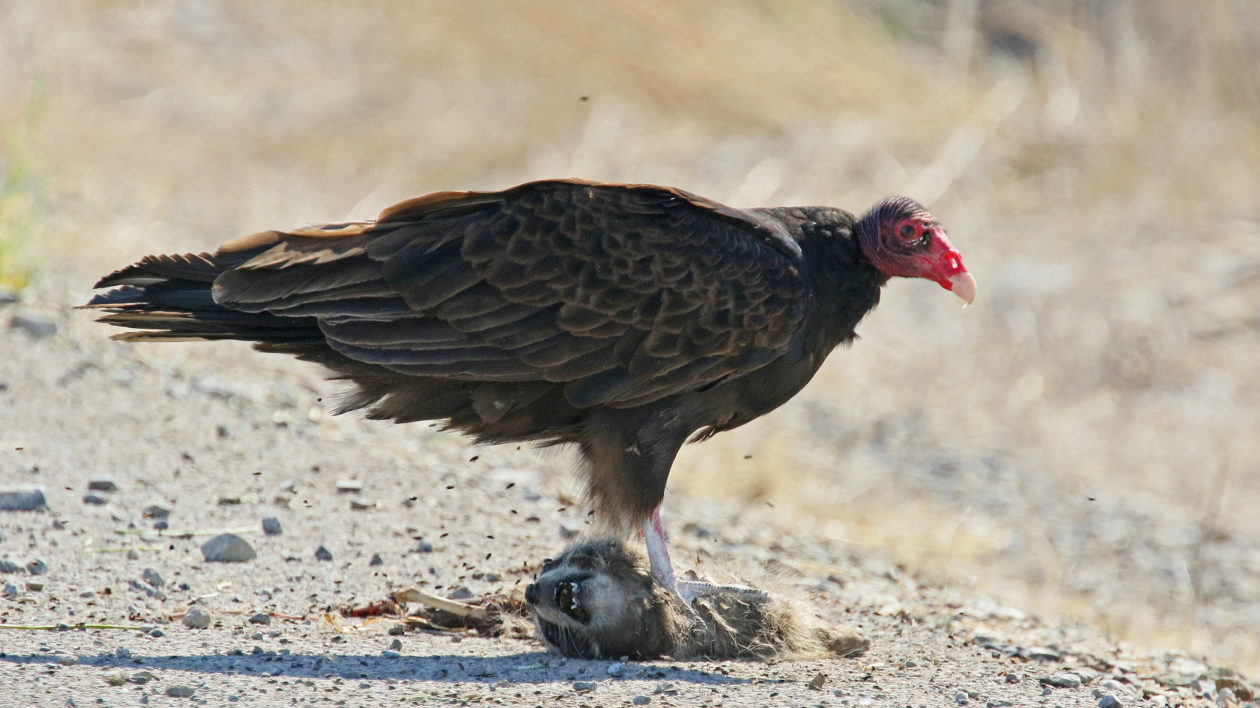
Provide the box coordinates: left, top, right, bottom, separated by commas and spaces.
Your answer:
642, 506, 769, 604
642, 505, 679, 595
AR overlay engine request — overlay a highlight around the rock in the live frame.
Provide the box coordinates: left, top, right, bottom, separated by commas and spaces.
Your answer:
9, 314, 57, 339
1043, 673, 1083, 689
153, 520, 168, 530
808, 672, 827, 690
633, 696, 651, 706
248, 613, 270, 625
349, 498, 376, 510
25, 581, 42, 592
389, 638, 403, 650
142, 505, 170, 519
26, 559, 46, 575
954, 691, 968, 704
607, 662, 625, 678
388, 624, 406, 636
201, 534, 256, 562
335, 479, 362, 494
369, 553, 383, 566
142, 569, 164, 588
1097, 695, 1122, 708
82, 493, 108, 505
572, 681, 597, 692
129, 579, 164, 599
56, 655, 79, 666
382, 650, 401, 659
261, 517, 282, 535
314, 546, 333, 561
166, 686, 195, 698
149, 628, 164, 637
87, 478, 119, 493
182, 608, 212, 629
449, 586, 474, 599
415, 540, 434, 553
0, 558, 21, 573
0, 488, 47, 511
2, 582, 17, 598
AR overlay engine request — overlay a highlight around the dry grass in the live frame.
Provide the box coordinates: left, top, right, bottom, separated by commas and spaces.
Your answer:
3, 0, 1258, 673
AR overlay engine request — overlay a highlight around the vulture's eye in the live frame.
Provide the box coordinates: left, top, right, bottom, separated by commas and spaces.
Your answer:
899, 224, 916, 239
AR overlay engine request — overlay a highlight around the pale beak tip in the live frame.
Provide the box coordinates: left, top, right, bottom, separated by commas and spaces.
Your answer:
949, 271, 977, 307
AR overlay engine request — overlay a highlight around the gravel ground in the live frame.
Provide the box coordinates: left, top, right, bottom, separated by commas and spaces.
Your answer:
2, 274, 1255, 707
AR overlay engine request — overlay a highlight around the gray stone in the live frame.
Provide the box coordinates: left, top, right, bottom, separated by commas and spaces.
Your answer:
261, 517, 282, 535
82, 493, 108, 505
141, 568, 164, 588
369, 553, 383, 566
148, 628, 164, 637
314, 545, 333, 561
0, 558, 22, 573
248, 613, 271, 625
1098, 694, 1122, 708
607, 662, 625, 677
349, 498, 376, 510
143, 505, 170, 519
26, 559, 46, 575
9, 314, 57, 338
2, 582, 17, 598
87, 478, 119, 493
201, 533, 256, 562
573, 681, 597, 692
335, 479, 362, 493
1044, 673, 1083, 689
633, 696, 651, 706
182, 608, 212, 629
0, 488, 47, 511
166, 685, 195, 698
389, 638, 402, 650
382, 650, 401, 659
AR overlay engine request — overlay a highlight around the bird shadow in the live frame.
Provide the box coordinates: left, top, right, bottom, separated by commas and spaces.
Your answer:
0, 648, 756, 686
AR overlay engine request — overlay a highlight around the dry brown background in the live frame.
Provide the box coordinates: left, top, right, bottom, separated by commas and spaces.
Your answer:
3, 0, 1258, 678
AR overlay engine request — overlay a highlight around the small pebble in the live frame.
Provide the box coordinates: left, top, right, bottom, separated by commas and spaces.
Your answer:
415, 540, 434, 553
1098, 694, 1122, 708
954, 691, 968, 704
153, 520, 169, 530
607, 662, 625, 678
449, 586, 474, 600
115, 647, 133, 659
148, 628, 164, 638
249, 613, 271, 625
335, 479, 362, 493
382, 650, 401, 659
142, 569, 164, 588
388, 624, 406, 636
87, 478, 119, 493
56, 654, 79, 666
143, 505, 170, 519
182, 608, 212, 629
9, 314, 57, 338
166, 686, 195, 698
261, 517, 282, 535
251, 632, 264, 641
0, 558, 22, 573
572, 681, 597, 692
485, 572, 501, 582
389, 638, 403, 651
82, 493, 108, 505
104, 674, 126, 686
0, 488, 48, 511
349, 498, 377, 510
314, 546, 333, 561
25, 581, 43, 592
201, 533, 256, 562
2, 582, 17, 598
633, 696, 651, 706
1044, 673, 1083, 689
26, 559, 46, 575
369, 553, 383, 566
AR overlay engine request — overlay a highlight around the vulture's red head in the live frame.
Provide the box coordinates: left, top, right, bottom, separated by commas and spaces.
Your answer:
857, 196, 976, 305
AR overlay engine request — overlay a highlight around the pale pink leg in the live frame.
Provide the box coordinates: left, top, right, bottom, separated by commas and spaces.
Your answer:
642, 505, 679, 594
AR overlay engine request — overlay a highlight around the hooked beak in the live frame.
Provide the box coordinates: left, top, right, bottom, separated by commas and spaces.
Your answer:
947, 270, 977, 306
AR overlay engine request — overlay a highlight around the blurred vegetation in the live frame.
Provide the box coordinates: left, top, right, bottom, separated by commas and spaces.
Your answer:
1, 0, 1257, 673
0, 84, 43, 292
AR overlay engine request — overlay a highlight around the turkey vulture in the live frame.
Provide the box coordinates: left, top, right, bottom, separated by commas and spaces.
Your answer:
86, 179, 975, 599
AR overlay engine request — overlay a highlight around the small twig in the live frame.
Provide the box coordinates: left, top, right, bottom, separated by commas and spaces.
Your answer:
0, 623, 155, 631
393, 587, 489, 622
85, 546, 165, 554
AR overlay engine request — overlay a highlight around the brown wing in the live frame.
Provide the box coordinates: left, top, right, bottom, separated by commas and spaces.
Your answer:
210, 179, 809, 408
